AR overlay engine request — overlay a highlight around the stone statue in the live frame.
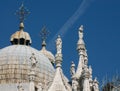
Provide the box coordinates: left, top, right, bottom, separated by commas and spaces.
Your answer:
30, 53, 37, 68
56, 35, 62, 54
72, 79, 78, 91
78, 25, 83, 39
37, 83, 43, 91
84, 57, 88, 66
17, 82, 24, 91
70, 61, 75, 76
93, 78, 99, 91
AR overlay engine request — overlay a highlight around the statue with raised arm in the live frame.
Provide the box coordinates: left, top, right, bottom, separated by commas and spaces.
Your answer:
56, 35, 62, 54
30, 53, 38, 68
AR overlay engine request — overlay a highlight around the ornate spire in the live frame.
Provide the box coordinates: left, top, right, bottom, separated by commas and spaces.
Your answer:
15, 3, 30, 23
76, 25, 87, 78
48, 35, 71, 91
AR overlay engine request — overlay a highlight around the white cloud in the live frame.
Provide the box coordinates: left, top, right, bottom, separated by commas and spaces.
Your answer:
47, 0, 95, 52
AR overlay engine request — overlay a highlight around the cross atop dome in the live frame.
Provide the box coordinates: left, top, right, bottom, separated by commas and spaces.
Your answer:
10, 3, 31, 45
40, 26, 49, 47
40, 26, 49, 42
15, 3, 30, 23
39, 26, 55, 65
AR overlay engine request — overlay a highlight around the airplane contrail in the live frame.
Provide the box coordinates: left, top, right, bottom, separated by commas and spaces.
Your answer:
47, 0, 95, 52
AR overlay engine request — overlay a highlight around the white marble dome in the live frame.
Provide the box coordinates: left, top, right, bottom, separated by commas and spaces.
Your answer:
0, 45, 55, 84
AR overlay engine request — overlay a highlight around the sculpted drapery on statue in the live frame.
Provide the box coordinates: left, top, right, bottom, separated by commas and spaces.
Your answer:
30, 53, 38, 68
56, 35, 62, 54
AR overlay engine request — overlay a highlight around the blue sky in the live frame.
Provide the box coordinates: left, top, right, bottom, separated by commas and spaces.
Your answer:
0, 0, 120, 85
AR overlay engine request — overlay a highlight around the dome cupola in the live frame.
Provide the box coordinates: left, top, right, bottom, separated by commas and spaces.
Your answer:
0, 4, 55, 86
10, 22, 32, 45
10, 4, 31, 46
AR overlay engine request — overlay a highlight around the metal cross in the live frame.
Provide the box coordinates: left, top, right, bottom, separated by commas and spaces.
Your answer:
16, 3, 30, 23
40, 26, 49, 41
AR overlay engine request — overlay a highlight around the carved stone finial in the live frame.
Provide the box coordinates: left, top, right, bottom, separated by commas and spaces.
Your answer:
56, 35, 62, 54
